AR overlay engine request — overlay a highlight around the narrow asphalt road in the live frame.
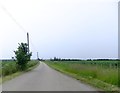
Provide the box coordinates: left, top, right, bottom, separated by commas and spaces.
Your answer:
2, 62, 99, 91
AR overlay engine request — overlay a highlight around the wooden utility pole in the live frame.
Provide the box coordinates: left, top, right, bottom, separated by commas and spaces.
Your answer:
27, 32, 29, 54
37, 52, 39, 59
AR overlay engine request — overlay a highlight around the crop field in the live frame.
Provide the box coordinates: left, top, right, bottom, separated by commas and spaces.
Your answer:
46, 60, 119, 91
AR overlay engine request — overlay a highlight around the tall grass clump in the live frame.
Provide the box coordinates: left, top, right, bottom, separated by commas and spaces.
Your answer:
2, 61, 18, 76
0, 61, 2, 77
2, 60, 39, 77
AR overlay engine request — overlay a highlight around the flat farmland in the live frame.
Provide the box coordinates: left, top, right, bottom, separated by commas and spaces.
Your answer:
45, 60, 119, 91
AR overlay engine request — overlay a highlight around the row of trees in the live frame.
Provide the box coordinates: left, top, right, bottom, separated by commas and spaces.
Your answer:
50, 57, 119, 61
50, 57, 81, 61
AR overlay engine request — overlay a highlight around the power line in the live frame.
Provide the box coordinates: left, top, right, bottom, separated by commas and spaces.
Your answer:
0, 3, 39, 57
27, 32, 29, 54
0, 3, 27, 34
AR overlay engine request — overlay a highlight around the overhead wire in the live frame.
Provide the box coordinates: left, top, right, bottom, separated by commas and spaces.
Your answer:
0, 3, 38, 56
0, 3, 27, 34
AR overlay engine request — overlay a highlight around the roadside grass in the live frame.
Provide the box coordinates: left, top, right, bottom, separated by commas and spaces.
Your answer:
0, 61, 2, 75
0, 61, 2, 83
1, 60, 39, 84
45, 61, 119, 92
2, 61, 18, 76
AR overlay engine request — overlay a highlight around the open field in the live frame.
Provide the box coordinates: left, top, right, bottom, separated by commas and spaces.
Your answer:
45, 60, 119, 92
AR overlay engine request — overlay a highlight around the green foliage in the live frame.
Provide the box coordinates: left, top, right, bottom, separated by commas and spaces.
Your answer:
46, 61, 119, 86
1, 60, 39, 83
14, 43, 32, 70
2, 61, 39, 77
0, 61, 2, 77
2, 62, 18, 76
27, 61, 39, 68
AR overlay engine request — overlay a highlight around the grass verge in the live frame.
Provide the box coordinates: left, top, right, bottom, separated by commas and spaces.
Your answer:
45, 61, 120, 93
1, 61, 39, 84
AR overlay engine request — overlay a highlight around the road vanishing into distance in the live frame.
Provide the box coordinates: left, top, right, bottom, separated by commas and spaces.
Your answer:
2, 62, 100, 91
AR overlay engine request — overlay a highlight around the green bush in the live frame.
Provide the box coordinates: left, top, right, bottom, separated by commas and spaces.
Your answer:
14, 43, 32, 71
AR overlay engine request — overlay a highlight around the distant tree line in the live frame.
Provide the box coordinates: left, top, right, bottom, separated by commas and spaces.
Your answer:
49, 57, 120, 61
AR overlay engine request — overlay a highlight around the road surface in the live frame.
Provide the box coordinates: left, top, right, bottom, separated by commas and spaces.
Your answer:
2, 62, 99, 91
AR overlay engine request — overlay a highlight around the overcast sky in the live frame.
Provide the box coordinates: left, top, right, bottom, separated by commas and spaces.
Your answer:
0, 0, 119, 59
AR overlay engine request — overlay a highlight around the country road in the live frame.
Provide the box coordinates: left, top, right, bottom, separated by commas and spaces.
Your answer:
2, 62, 100, 91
